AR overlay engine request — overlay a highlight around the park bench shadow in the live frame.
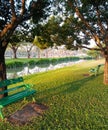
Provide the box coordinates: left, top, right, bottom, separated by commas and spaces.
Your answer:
63, 72, 103, 94
36, 75, 97, 102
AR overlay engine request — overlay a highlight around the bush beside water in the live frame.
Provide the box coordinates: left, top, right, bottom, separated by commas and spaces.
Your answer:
6, 56, 84, 69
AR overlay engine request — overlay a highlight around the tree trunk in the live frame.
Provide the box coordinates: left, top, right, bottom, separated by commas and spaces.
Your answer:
104, 57, 108, 84
45, 49, 48, 58
13, 48, 17, 59
27, 51, 30, 58
38, 48, 41, 58
0, 46, 7, 98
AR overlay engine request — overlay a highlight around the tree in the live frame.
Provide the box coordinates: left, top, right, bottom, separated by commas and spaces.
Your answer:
34, 36, 49, 49
63, 0, 108, 84
0, 0, 51, 98
33, 36, 49, 58
9, 29, 23, 59
33, 0, 108, 84
8, 43, 20, 59
32, 16, 63, 59
42, 0, 108, 84
22, 42, 34, 58
17, 23, 36, 59
32, 15, 77, 49
32, 16, 61, 46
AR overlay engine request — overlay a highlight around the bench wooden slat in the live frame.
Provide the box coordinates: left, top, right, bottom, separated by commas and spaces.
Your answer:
0, 89, 36, 106
0, 77, 23, 88
0, 84, 32, 95
0, 85, 25, 94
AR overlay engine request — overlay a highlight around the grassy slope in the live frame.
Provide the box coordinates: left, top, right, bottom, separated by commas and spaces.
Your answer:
0, 59, 108, 130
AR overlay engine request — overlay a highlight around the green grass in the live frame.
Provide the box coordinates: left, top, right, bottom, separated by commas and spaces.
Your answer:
1, 59, 108, 130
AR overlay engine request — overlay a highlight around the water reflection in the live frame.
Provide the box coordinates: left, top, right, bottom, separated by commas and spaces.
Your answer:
7, 60, 83, 78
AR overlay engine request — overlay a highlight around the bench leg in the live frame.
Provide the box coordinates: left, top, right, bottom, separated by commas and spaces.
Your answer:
24, 97, 27, 101
0, 107, 4, 120
95, 69, 99, 76
32, 97, 36, 102
95, 71, 97, 76
24, 96, 35, 102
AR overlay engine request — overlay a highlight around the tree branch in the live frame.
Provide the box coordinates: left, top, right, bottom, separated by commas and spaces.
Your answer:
96, 7, 105, 34
77, 44, 101, 51
0, 0, 17, 41
10, 0, 17, 19
68, 0, 104, 50
21, 0, 25, 15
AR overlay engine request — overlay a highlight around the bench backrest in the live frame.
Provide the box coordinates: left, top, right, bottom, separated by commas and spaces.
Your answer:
0, 77, 25, 96
0, 77, 24, 88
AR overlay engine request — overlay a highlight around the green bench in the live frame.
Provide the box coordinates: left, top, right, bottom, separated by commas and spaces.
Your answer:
0, 77, 36, 119
89, 64, 104, 76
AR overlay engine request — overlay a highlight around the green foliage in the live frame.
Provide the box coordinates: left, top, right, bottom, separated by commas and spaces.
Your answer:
33, 36, 49, 49
1, 59, 108, 129
6, 57, 81, 68
35, 58, 50, 65
29, 0, 50, 23
32, 0, 108, 60
6, 61, 24, 68
87, 50, 102, 59
32, 16, 61, 47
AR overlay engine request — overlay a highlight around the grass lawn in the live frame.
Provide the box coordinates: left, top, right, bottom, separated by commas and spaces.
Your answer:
0, 59, 108, 130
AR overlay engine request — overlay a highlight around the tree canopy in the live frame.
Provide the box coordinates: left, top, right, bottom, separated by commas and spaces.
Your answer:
0, 0, 52, 98
33, 0, 108, 50
64, 0, 108, 51
32, 0, 108, 84
0, 0, 51, 47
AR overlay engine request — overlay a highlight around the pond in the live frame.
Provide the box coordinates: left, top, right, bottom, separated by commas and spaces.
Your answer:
7, 60, 84, 78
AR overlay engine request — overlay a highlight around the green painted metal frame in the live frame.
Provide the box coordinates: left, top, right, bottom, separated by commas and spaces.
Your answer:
0, 77, 36, 119
89, 64, 104, 76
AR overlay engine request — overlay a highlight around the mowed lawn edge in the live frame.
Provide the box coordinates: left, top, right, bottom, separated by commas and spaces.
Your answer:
1, 59, 108, 130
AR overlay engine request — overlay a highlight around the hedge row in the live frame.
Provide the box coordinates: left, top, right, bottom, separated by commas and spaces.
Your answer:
6, 56, 92, 69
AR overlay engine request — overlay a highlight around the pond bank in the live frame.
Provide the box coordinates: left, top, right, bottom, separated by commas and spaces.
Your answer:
7, 60, 84, 78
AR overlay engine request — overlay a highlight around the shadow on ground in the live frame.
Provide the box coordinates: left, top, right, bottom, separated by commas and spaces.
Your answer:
37, 75, 98, 101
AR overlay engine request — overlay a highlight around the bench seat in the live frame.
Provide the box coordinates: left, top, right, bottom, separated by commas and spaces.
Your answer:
0, 89, 36, 107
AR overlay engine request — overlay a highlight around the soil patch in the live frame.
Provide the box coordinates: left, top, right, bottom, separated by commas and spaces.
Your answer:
83, 73, 90, 77
7, 102, 48, 126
